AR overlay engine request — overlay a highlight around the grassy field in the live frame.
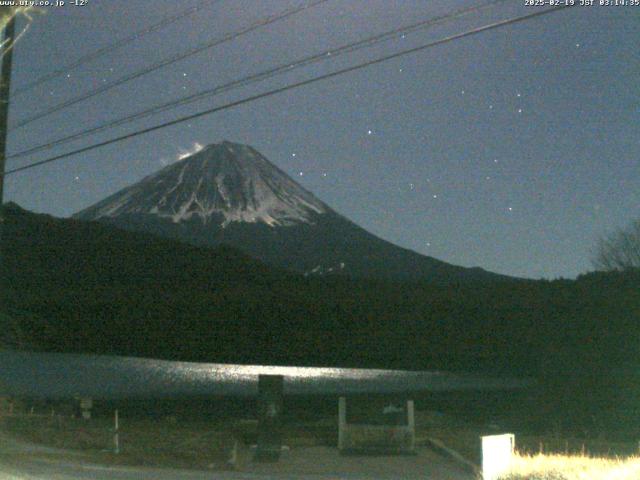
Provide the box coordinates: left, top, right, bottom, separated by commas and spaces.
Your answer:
501, 453, 640, 480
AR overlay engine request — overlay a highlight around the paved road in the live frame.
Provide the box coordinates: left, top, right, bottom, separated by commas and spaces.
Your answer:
0, 434, 474, 479
0, 458, 474, 480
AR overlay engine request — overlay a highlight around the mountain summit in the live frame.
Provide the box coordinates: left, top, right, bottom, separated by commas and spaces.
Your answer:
74, 141, 510, 283
76, 141, 327, 228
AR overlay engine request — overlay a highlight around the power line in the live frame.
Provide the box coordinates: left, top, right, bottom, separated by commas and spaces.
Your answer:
2, 5, 572, 178
8, 0, 508, 161
13, 0, 221, 97
9, 0, 330, 131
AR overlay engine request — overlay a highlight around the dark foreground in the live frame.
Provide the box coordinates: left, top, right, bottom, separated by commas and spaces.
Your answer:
0, 433, 473, 480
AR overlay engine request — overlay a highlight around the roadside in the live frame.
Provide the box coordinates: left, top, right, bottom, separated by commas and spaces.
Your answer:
3, 409, 637, 479
0, 412, 476, 479
0, 437, 474, 480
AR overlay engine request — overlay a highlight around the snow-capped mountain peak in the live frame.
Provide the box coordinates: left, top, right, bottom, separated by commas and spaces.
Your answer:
75, 141, 328, 228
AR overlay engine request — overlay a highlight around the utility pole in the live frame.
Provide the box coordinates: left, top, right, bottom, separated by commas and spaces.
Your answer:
0, 12, 15, 300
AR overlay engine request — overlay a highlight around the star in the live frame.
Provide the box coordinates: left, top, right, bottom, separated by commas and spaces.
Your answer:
292, 153, 296, 157
489, 105, 493, 110
433, 194, 438, 199
74, 176, 80, 181
426, 242, 431, 247
516, 93, 521, 98
182, 72, 187, 77
461, 90, 465, 95
298, 171, 304, 176
508, 207, 513, 211
398, 68, 403, 73
575, 43, 580, 48
322, 172, 328, 177
367, 130, 373, 135
518, 108, 523, 113
494, 158, 499, 163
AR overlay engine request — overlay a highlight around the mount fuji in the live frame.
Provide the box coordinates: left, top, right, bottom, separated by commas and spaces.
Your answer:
74, 141, 508, 283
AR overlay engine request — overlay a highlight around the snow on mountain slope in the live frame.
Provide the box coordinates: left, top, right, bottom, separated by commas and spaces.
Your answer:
75, 141, 328, 228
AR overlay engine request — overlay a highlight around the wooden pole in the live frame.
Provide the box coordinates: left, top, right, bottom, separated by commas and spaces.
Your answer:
0, 11, 15, 312
0, 12, 14, 203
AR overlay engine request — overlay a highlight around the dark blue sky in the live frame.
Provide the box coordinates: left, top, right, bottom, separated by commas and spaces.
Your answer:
5, 0, 639, 279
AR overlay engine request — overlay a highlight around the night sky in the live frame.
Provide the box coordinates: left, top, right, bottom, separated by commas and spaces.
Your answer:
4, 0, 639, 279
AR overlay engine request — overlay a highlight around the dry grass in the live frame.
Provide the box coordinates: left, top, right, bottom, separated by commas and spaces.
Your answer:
411, 411, 640, 480
515, 436, 638, 458
500, 453, 640, 480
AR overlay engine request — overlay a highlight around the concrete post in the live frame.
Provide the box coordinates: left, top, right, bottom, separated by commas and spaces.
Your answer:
407, 400, 415, 451
254, 374, 284, 462
338, 396, 347, 450
114, 409, 120, 454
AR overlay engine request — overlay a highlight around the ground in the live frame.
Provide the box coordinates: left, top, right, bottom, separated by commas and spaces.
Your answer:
0, 432, 474, 479
2, 409, 636, 479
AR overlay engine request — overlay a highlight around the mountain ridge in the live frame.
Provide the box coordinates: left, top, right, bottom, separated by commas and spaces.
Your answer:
73, 141, 513, 283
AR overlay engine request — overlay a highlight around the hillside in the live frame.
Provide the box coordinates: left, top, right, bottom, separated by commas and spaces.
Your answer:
2, 203, 640, 435
2, 202, 530, 368
2, 202, 638, 369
